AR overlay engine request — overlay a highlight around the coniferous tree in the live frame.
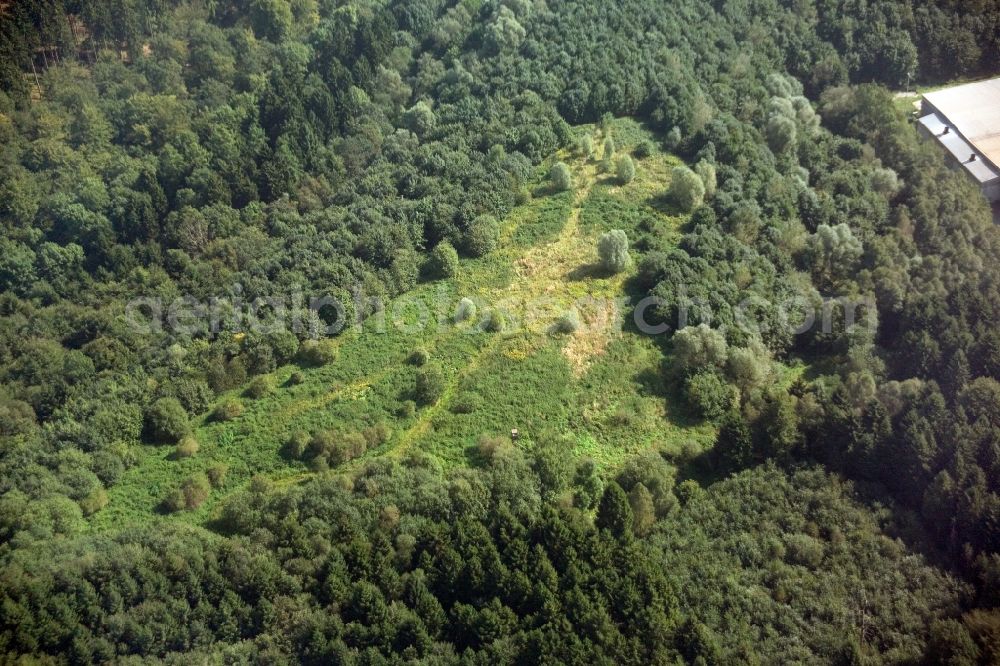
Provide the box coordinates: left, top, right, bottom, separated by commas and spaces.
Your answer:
596, 482, 633, 539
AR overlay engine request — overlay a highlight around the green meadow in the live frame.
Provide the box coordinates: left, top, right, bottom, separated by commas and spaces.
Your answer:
91, 119, 718, 530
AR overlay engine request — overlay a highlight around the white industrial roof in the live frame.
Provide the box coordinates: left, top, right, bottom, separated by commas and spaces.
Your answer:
923, 77, 1000, 171
918, 112, 1000, 184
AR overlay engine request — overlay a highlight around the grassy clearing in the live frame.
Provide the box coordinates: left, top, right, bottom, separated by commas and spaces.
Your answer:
93, 118, 717, 530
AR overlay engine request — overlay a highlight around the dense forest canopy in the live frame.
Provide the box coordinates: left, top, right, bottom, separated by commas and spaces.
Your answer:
2, 0, 1000, 662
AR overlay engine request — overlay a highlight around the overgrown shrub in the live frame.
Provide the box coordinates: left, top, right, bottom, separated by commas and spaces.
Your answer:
455, 297, 476, 323
634, 140, 654, 158
245, 375, 274, 399
206, 464, 228, 488
616, 155, 635, 184
465, 214, 500, 257
477, 434, 514, 462
427, 240, 459, 278
213, 399, 244, 422
309, 430, 369, 467
297, 339, 338, 366
685, 371, 738, 421
408, 348, 430, 366
165, 474, 211, 512
145, 397, 189, 444
79, 488, 108, 516
483, 308, 507, 333
362, 422, 392, 447
553, 310, 581, 334
597, 230, 630, 273
694, 159, 717, 197
451, 392, 481, 414
176, 435, 200, 458
284, 430, 311, 458
415, 364, 446, 405
550, 162, 572, 191
668, 166, 705, 212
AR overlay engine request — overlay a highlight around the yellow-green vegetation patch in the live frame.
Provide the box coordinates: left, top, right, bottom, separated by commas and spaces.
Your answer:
92, 125, 718, 529
406, 334, 575, 465
572, 334, 716, 467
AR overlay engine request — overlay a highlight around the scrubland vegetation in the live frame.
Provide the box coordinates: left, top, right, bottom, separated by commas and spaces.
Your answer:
2, 0, 1000, 661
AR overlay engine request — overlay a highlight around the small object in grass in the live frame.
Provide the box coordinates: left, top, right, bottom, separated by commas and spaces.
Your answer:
511, 428, 519, 441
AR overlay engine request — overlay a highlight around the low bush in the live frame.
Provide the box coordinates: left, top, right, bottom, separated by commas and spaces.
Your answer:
553, 310, 581, 334
176, 435, 200, 458
245, 376, 274, 399
213, 399, 244, 422
297, 339, 338, 366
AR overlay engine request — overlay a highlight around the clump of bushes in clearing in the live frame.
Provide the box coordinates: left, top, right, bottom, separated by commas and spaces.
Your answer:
213, 398, 244, 422
297, 339, 338, 366
164, 473, 211, 512
245, 375, 274, 399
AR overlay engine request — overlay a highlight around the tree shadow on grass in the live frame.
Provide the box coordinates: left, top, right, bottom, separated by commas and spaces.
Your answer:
673, 448, 725, 488
565, 262, 608, 282
662, 380, 705, 431
533, 183, 571, 198
635, 366, 665, 397
646, 193, 687, 217
464, 442, 487, 468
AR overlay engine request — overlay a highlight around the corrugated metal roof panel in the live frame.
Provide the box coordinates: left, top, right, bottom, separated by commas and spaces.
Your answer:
923, 77, 1000, 170
918, 112, 1000, 185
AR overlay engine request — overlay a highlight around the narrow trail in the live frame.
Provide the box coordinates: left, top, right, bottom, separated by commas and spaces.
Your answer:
390, 145, 616, 458
225, 135, 618, 489
388, 333, 502, 459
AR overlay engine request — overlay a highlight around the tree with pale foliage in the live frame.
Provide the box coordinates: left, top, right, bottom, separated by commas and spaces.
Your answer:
629, 483, 655, 536
694, 159, 716, 197
672, 323, 728, 375
766, 113, 796, 153
807, 223, 862, 289
616, 155, 635, 184
403, 101, 436, 137
484, 6, 525, 54
550, 161, 573, 191
726, 342, 771, 392
603, 136, 616, 161
597, 229, 630, 273
668, 166, 705, 212
871, 166, 902, 197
